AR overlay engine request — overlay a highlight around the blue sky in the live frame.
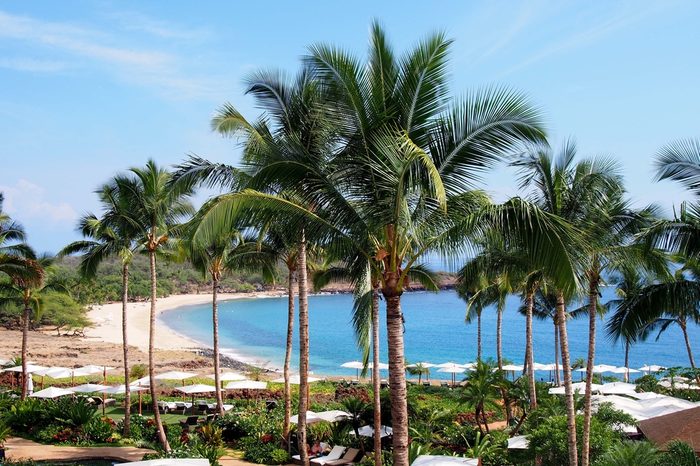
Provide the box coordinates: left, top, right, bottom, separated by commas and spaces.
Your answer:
1, 1, 698, 253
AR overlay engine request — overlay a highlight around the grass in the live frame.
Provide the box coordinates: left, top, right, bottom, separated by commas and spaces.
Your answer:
102, 406, 189, 425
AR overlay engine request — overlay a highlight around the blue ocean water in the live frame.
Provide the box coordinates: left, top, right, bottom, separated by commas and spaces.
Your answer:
162, 289, 700, 380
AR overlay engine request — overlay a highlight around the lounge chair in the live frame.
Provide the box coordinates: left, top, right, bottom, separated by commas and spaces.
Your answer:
179, 415, 200, 430
440, 381, 449, 388
175, 401, 193, 414
422, 381, 430, 387
325, 448, 361, 465
311, 446, 346, 465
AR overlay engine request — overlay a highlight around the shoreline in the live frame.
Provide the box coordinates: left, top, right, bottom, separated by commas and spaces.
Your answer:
84, 291, 286, 370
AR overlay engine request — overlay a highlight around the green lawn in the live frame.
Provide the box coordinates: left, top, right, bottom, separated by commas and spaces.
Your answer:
103, 406, 189, 425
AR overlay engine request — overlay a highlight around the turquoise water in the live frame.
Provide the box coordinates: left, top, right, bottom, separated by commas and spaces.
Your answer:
162, 289, 700, 380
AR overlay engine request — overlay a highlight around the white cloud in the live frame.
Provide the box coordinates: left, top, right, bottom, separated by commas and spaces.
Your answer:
0, 179, 78, 224
108, 10, 211, 41
0, 57, 68, 72
0, 10, 227, 100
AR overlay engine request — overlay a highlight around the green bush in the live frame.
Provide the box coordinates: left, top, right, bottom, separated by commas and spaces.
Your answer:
594, 441, 659, 466
529, 415, 615, 466
118, 414, 157, 442
658, 440, 700, 466
4, 399, 51, 433
49, 397, 98, 427
84, 417, 115, 443
238, 436, 289, 464
34, 424, 65, 444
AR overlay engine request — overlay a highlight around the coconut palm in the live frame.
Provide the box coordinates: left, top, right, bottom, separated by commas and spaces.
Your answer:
109, 160, 194, 451
187, 24, 578, 466
461, 361, 504, 434
0, 251, 64, 399
60, 182, 140, 435
607, 264, 700, 384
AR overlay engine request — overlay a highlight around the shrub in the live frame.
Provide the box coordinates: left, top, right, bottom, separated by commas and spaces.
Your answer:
658, 440, 700, 466
595, 441, 660, 466
119, 414, 157, 442
84, 417, 115, 443
4, 399, 50, 433
34, 424, 65, 444
49, 397, 98, 427
238, 435, 289, 464
528, 415, 615, 466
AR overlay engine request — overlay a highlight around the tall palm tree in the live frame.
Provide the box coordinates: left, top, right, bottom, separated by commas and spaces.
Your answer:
187, 25, 576, 466
60, 183, 139, 436
111, 160, 194, 451
0, 252, 63, 399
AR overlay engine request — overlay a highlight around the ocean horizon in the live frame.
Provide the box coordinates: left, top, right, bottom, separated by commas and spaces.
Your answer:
161, 289, 700, 380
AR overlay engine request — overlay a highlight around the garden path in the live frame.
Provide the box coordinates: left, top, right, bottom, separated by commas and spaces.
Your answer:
4, 437, 154, 462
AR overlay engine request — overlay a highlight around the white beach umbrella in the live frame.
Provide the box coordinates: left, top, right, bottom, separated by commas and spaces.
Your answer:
74, 365, 115, 377
30, 386, 74, 399
507, 435, 530, 450
33, 366, 69, 377
341, 361, 365, 379
0, 359, 8, 367
71, 383, 110, 393
175, 384, 217, 395
225, 380, 267, 390
154, 371, 197, 381
501, 364, 523, 371
409, 362, 437, 368
435, 362, 462, 368
609, 367, 640, 374
291, 409, 350, 424
206, 371, 246, 382
368, 362, 389, 370
412, 456, 479, 466
131, 376, 150, 386
592, 364, 618, 374
639, 365, 665, 373
272, 374, 321, 384
437, 365, 467, 386
599, 382, 638, 395
549, 382, 603, 395
3, 364, 48, 373
531, 363, 553, 371
350, 425, 393, 438
103, 384, 149, 394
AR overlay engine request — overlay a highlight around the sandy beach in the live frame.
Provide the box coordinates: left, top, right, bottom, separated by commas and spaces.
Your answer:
0, 291, 285, 374
85, 291, 282, 352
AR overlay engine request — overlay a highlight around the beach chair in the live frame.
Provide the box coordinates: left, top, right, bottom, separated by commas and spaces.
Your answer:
310, 445, 347, 465
179, 415, 200, 431
422, 381, 430, 387
380, 379, 389, 389
440, 381, 449, 388
325, 448, 361, 466
175, 401, 193, 414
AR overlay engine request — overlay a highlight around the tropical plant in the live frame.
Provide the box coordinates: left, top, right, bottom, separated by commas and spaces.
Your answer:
461, 361, 503, 434
60, 180, 140, 436
594, 441, 660, 466
107, 160, 194, 451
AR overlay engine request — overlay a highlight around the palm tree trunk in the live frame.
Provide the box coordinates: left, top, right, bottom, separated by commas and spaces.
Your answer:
581, 274, 599, 466
372, 285, 382, 466
212, 276, 224, 416
122, 263, 131, 437
283, 265, 295, 445
679, 320, 700, 385
477, 310, 482, 361
297, 232, 310, 466
20, 304, 30, 400
624, 339, 630, 383
554, 320, 560, 386
385, 293, 408, 466
496, 303, 503, 369
525, 291, 537, 410
148, 250, 170, 452
556, 291, 577, 466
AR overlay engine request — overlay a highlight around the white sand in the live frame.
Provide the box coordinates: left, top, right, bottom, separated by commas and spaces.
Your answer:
84, 292, 285, 355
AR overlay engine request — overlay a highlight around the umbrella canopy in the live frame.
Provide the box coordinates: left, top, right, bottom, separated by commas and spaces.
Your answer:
351, 425, 393, 438
130, 376, 150, 386
531, 363, 554, 371
33, 366, 70, 377
407, 362, 437, 368
549, 382, 603, 395
368, 362, 389, 370
412, 456, 479, 466
501, 364, 524, 371
71, 383, 110, 393
271, 374, 321, 384
206, 371, 246, 381
592, 364, 619, 374
600, 382, 638, 395
507, 435, 530, 450
175, 384, 217, 395
639, 365, 665, 373
155, 371, 197, 381
291, 410, 350, 424
435, 362, 463, 368
609, 367, 641, 375
437, 365, 466, 374
103, 384, 150, 394
225, 380, 267, 390
341, 361, 365, 369
290, 411, 322, 424
30, 386, 74, 398
3, 364, 48, 373
0, 358, 8, 367
74, 365, 115, 376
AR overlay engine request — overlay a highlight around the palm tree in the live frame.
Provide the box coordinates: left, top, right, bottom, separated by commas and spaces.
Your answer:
0, 252, 63, 399
60, 183, 139, 436
186, 25, 576, 466
110, 160, 194, 451
607, 266, 700, 384
461, 361, 504, 434
457, 283, 486, 361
